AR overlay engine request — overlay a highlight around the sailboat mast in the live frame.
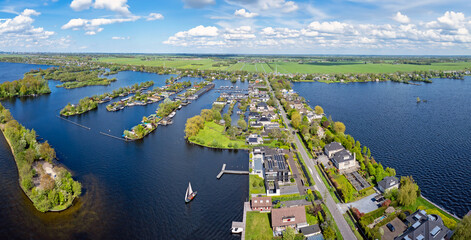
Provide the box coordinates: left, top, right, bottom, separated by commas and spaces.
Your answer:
188, 182, 193, 194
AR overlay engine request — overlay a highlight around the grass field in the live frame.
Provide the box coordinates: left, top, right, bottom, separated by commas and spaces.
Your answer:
245, 212, 273, 240
190, 121, 246, 149
96, 56, 471, 74
249, 175, 266, 195
273, 61, 471, 74
401, 196, 460, 222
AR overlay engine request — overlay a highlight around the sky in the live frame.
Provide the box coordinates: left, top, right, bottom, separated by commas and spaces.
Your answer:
1, 0, 471, 54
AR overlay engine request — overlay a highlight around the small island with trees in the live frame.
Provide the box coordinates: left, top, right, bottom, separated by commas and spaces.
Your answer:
0, 103, 81, 212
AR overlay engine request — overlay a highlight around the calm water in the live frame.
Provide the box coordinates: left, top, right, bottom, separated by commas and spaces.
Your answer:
0, 62, 249, 239
293, 80, 471, 217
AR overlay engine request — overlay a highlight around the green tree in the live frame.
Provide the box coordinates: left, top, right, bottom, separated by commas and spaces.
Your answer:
453, 215, 471, 240
283, 227, 296, 240
386, 167, 396, 177
200, 109, 213, 121
333, 121, 346, 134
39, 141, 56, 162
184, 115, 204, 139
237, 118, 247, 130
291, 111, 301, 129
223, 113, 231, 128
314, 105, 324, 115
398, 176, 419, 206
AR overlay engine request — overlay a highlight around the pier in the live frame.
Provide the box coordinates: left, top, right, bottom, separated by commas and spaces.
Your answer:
56, 115, 91, 130
231, 201, 250, 240
216, 164, 249, 179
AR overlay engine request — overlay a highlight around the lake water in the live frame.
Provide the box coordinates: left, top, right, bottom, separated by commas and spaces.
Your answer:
293, 80, 471, 217
0, 62, 249, 239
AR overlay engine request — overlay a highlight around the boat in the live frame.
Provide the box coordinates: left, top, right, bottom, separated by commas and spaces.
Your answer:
231, 227, 243, 234
185, 182, 197, 203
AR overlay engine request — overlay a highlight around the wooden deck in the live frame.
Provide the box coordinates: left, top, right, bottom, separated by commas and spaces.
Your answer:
217, 164, 249, 179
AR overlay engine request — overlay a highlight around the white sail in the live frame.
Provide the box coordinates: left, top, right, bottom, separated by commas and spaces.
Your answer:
188, 182, 193, 195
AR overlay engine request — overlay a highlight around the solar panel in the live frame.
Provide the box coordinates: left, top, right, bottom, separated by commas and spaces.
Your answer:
416, 234, 424, 240
430, 226, 441, 237
412, 222, 421, 229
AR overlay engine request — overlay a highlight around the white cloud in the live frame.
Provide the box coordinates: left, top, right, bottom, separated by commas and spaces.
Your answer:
393, 12, 410, 24
163, 11, 471, 52
182, 0, 215, 8
70, 0, 131, 15
112, 36, 130, 40
0, 9, 69, 50
70, 0, 92, 11
234, 9, 258, 18
223, 26, 256, 40
146, 13, 164, 21
62, 16, 139, 35
230, 0, 298, 13
93, 0, 130, 15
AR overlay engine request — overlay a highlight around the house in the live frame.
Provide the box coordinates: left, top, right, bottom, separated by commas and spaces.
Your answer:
248, 111, 261, 120
251, 196, 272, 212
324, 142, 344, 158
257, 116, 272, 126
306, 111, 323, 123
250, 121, 263, 128
331, 149, 356, 171
257, 102, 269, 111
378, 176, 399, 193
247, 134, 263, 145
299, 225, 322, 238
271, 206, 308, 235
396, 210, 451, 240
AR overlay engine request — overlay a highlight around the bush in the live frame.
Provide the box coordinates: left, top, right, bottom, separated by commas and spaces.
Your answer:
290, 178, 295, 183
382, 199, 392, 207
399, 212, 407, 220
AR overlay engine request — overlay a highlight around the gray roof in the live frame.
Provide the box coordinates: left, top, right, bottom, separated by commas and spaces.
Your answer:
378, 176, 399, 190
300, 225, 321, 236
257, 102, 268, 107
396, 210, 450, 240
332, 149, 354, 163
325, 142, 344, 152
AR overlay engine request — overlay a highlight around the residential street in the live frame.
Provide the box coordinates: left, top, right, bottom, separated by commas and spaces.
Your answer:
266, 78, 358, 240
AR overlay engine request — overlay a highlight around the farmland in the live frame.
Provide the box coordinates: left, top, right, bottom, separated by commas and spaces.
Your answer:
96, 56, 471, 74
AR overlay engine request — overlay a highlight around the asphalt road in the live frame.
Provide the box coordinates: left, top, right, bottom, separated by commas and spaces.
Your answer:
266, 78, 357, 240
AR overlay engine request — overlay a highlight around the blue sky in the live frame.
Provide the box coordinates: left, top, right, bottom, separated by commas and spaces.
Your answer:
1, 0, 471, 54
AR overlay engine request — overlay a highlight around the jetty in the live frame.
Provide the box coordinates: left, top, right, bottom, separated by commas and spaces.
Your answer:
216, 164, 249, 179
232, 202, 249, 239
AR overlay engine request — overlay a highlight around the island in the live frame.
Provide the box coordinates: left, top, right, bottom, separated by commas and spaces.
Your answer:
0, 103, 81, 212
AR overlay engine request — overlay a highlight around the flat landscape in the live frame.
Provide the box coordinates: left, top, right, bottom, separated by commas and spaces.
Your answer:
96, 56, 471, 74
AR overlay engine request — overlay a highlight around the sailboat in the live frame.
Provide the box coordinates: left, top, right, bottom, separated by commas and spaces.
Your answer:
185, 182, 197, 203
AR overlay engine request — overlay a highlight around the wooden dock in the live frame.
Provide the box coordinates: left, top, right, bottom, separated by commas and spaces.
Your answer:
217, 164, 249, 179
231, 201, 250, 239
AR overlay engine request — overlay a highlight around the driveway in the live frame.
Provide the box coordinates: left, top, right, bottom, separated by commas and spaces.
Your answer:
338, 193, 379, 214
380, 217, 407, 240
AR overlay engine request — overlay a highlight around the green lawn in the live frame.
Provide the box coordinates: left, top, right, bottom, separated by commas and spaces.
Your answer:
272, 193, 307, 202
327, 168, 358, 203
250, 175, 266, 195
245, 212, 273, 240
401, 196, 460, 222
190, 121, 247, 149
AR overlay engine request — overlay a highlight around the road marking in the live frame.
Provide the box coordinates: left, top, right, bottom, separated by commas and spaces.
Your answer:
317, 175, 321, 182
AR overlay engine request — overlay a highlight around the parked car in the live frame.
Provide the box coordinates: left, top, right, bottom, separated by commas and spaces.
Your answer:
386, 223, 395, 232
231, 227, 243, 234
